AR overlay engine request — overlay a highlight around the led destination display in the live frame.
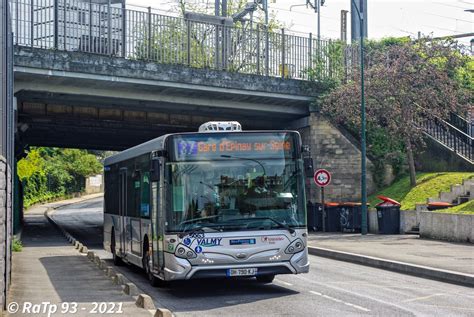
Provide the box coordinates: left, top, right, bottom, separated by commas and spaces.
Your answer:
170, 132, 298, 161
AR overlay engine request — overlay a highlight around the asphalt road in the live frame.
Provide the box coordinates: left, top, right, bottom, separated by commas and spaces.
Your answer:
52, 198, 474, 317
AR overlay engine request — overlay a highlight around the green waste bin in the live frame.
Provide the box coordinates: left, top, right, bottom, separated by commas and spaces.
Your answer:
376, 196, 401, 234
325, 202, 341, 232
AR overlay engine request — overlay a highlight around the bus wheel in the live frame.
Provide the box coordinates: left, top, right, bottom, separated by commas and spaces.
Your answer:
143, 246, 161, 287
111, 232, 123, 266
256, 275, 275, 283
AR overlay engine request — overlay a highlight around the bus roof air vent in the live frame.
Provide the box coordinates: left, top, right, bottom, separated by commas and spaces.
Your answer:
198, 121, 242, 132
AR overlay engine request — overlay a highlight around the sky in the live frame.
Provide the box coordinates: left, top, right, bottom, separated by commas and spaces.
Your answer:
126, 0, 473, 47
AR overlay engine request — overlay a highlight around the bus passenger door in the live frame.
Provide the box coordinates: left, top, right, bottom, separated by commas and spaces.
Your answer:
150, 156, 164, 273
118, 168, 127, 256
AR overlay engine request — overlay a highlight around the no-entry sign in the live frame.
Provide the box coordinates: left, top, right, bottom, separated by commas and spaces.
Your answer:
314, 169, 331, 187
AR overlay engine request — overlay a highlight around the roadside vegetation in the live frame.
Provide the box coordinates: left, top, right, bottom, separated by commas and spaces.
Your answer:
368, 172, 474, 210
17, 148, 103, 208
312, 37, 473, 189
437, 200, 474, 215
12, 237, 22, 252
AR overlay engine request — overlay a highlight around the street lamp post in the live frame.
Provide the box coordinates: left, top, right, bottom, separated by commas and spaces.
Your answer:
351, 0, 367, 235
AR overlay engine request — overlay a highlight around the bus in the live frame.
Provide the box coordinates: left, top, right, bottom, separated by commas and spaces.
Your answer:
103, 121, 310, 285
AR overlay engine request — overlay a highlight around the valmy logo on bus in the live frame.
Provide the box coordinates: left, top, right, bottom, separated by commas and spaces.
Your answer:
196, 238, 223, 247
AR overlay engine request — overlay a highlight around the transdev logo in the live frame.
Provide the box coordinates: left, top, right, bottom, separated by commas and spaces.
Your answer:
261, 236, 285, 244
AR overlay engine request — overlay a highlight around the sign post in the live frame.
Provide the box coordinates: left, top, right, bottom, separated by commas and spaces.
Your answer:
313, 169, 331, 232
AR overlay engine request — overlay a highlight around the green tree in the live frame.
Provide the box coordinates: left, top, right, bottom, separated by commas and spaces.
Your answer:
321, 38, 471, 187
17, 148, 103, 207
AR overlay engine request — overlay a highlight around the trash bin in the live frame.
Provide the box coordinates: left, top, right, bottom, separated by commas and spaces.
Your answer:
427, 202, 453, 211
307, 201, 323, 231
325, 202, 341, 232
339, 202, 362, 232
375, 196, 401, 234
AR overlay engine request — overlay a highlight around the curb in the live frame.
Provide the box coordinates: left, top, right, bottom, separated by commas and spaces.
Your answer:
308, 246, 474, 288
44, 203, 173, 317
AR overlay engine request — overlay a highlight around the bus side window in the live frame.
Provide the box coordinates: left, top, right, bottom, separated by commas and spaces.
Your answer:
141, 172, 150, 218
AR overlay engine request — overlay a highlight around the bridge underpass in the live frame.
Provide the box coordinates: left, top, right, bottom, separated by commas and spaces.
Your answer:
14, 47, 317, 151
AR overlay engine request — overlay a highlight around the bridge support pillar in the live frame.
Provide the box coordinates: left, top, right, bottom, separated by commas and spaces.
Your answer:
291, 113, 375, 203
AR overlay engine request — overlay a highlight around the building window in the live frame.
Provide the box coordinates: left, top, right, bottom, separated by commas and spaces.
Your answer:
78, 11, 86, 24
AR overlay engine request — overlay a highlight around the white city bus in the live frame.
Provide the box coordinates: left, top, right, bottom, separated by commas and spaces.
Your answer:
103, 122, 310, 285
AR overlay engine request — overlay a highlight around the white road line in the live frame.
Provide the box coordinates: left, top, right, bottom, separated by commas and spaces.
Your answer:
310, 291, 371, 312
275, 279, 293, 286
402, 293, 445, 303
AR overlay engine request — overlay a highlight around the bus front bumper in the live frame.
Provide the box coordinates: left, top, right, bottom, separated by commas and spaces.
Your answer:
162, 250, 309, 281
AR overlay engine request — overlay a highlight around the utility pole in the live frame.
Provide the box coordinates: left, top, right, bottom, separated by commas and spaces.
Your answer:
222, 0, 227, 17
341, 10, 348, 43
351, 0, 367, 235
215, 0, 220, 16
351, 0, 367, 42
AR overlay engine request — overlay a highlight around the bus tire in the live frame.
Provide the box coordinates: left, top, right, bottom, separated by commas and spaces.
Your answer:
143, 240, 161, 287
256, 274, 275, 283
111, 231, 123, 266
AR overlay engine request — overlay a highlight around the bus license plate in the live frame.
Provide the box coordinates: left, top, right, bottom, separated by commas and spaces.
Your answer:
227, 268, 258, 277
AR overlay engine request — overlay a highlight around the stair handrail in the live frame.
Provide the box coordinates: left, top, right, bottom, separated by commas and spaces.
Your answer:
425, 116, 473, 141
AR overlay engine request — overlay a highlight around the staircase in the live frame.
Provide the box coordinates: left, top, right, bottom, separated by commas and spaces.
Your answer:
420, 115, 473, 165
410, 177, 474, 234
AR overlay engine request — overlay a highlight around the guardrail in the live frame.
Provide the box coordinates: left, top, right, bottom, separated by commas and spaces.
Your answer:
421, 118, 473, 163
10, 0, 352, 81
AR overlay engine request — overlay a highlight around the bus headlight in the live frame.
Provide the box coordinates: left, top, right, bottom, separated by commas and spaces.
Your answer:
285, 238, 305, 254
175, 244, 197, 259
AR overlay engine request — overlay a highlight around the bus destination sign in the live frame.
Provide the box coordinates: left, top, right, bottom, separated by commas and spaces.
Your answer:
171, 133, 297, 161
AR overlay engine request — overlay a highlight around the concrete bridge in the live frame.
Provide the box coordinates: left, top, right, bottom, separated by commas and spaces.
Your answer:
14, 46, 321, 150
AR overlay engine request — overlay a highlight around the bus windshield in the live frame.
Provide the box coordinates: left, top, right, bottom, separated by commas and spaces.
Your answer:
165, 132, 306, 233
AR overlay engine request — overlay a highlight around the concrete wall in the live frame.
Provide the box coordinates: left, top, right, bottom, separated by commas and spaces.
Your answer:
302, 113, 375, 202
85, 174, 104, 194
420, 212, 473, 244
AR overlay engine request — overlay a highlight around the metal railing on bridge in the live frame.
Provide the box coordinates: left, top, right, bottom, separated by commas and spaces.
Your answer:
10, 0, 353, 81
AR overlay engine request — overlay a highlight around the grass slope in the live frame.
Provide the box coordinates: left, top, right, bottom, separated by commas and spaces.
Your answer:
437, 200, 474, 215
369, 172, 474, 210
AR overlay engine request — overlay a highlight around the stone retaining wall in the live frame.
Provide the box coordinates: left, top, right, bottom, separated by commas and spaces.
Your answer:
420, 212, 473, 244
301, 113, 375, 202
0, 156, 12, 312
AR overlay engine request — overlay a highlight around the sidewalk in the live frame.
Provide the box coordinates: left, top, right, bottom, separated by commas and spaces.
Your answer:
307, 233, 474, 285
7, 196, 150, 317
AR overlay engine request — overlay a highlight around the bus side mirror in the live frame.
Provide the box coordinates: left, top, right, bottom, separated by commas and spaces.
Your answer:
303, 157, 314, 176
150, 159, 160, 182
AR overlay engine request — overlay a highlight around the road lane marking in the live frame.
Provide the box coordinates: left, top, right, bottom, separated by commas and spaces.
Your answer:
310, 291, 370, 312
275, 279, 293, 286
402, 293, 445, 303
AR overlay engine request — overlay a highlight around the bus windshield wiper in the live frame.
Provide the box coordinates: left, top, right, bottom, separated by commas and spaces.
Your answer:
231, 217, 295, 234
177, 218, 221, 238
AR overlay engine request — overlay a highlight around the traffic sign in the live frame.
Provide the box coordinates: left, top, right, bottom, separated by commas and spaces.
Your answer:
314, 169, 331, 187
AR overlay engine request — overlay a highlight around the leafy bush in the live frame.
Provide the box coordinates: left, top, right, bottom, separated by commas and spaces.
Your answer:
12, 237, 22, 252
18, 148, 103, 208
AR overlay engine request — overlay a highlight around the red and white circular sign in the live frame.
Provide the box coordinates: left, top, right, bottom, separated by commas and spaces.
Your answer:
314, 169, 331, 187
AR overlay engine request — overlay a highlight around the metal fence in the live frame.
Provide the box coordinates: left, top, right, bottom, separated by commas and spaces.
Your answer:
422, 118, 473, 163
10, 0, 351, 81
